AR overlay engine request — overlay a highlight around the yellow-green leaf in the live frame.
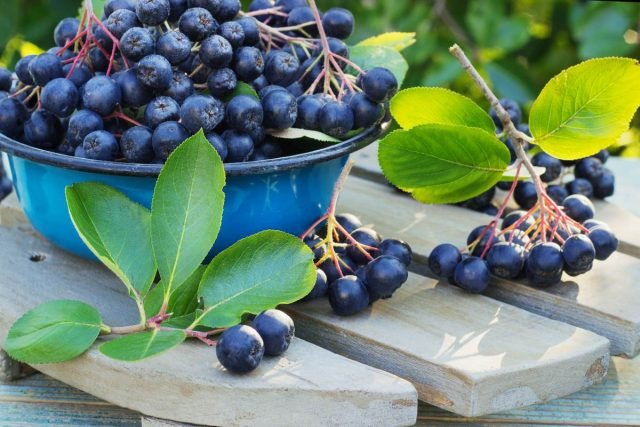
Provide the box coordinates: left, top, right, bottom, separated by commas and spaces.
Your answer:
356, 32, 417, 52
530, 57, 640, 160
379, 124, 510, 204
390, 87, 496, 133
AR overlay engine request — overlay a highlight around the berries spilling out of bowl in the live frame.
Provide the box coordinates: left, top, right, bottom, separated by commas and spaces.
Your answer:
302, 212, 412, 316
428, 195, 619, 292
0, 0, 398, 164
217, 309, 295, 373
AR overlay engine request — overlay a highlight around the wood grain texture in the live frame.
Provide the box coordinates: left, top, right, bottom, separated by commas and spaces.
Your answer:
0, 373, 140, 426
5, 354, 640, 427
416, 356, 640, 426
336, 175, 640, 357
0, 192, 23, 227
287, 270, 609, 417
352, 142, 640, 258
0, 224, 418, 427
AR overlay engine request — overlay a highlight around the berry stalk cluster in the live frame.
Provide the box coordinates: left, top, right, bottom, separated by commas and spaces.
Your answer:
300, 162, 413, 316
426, 46, 620, 292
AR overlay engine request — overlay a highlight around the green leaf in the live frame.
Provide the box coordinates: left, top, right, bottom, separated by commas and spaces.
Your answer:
151, 130, 226, 297
390, 87, 495, 133
66, 183, 156, 298
144, 266, 205, 318
530, 57, 640, 160
379, 124, 510, 204
222, 82, 259, 103
269, 128, 340, 143
168, 265, 205, 317
78, 0, 107, 19
99, 330, 186, 362
570, 4, 637, 59
349, 45, 409, 87
356, 32, 417, 52
195, 231, 315, 328
4, 300, 101, 364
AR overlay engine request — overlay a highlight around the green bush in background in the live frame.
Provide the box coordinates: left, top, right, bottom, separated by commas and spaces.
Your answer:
2, 0, 639, 155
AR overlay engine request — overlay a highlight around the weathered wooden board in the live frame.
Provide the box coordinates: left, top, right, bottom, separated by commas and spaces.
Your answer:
0, 373, 140, 426
0, 224, 418, 427
288, 269, 610, 417
352, 142, 640, 258
336, 175, 640, 357
416, 355, 640, 426
7, 353, 640, 427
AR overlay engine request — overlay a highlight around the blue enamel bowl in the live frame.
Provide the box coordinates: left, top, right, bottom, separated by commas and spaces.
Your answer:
0, 125, 384, 260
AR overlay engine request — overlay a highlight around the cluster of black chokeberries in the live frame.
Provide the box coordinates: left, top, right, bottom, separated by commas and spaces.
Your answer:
216, 309, 294, 374
429, 195, 619, 292
303, 213, 412, 316
0, 0, 398, 164
459, 99, 615, 216
0, 162, 11, 201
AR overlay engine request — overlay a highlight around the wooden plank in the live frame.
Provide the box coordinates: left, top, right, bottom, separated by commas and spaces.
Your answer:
0, 192, 23, 227
351, 142, 640, 258
6, 354, 640, 427
0, 373, 140, 426
337, 176, 640, 357
0, 179, 612, 419
0, 224, 418, 427
607, 157, 640, 217
416, 355, 640, 426
287, 269, 609, 417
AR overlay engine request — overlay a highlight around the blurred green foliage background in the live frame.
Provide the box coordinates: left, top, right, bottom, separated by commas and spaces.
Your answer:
2, 0, 639, 155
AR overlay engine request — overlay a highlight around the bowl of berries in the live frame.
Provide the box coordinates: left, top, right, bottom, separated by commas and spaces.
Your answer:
0, 0, 400, 259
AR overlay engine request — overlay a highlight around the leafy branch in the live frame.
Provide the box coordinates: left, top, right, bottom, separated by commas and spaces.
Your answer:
4, 131, 316, 365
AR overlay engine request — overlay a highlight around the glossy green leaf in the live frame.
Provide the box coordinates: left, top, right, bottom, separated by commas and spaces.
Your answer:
144, 266, 205, 319
349, 45, 409, 86
530, 57, 640, 160
194, 231, 315, 328
570, 5, 636, 59
222, 82, 259, 102
4, 300, 101, 364
356, 32, 417, 52
466, 0, 530, 54
390, 87, 495, 133
99, 330, 186, 362
379, 124, 510, 204
66, 183, 156, 298
269, 128, 340, 143
151, 130, 225, 297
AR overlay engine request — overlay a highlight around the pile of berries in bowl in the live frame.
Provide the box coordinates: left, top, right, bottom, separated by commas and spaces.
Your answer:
0, 0, 398, 165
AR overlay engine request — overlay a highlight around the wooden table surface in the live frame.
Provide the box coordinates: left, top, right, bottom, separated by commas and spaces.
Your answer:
0, 156, 638, 426
2, 355, 639, 426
